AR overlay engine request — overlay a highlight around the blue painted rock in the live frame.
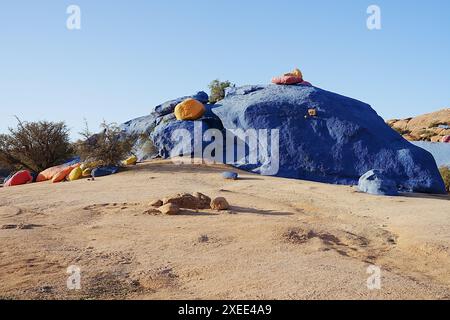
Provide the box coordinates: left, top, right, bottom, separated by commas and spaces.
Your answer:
154, 91, 209, 117
222, 171, 238, 180
150, 120, 212, 159
358, 170, 399, 196
91, 166, 120, 178
411, 141, 450, 167
120, 91, 216, 161
212, 84, 446, 194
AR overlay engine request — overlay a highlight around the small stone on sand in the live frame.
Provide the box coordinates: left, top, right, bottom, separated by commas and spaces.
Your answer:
211, 197, 229, 210
159, 203, 180, 215
150, 199, 163, 207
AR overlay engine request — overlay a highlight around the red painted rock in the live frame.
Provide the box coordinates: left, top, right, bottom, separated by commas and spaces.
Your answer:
272, 75, 303, 85
4, 170, 33, 187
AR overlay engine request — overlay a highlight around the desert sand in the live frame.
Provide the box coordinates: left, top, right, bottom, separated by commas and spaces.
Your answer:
0, 159, 449, 300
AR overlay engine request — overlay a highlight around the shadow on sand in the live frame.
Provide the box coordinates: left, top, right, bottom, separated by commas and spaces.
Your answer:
230, 206, 294, 216
399, 192, 450, 201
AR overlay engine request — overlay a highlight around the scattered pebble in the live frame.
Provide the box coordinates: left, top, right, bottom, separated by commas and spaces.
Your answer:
163, 193, 200, 210
192, 192, 211, 209
150, 199, 163, 208
148, 193, 231, 214
159, 203, 180, 215
211, 197, 230, 210
39, 285, 53, 293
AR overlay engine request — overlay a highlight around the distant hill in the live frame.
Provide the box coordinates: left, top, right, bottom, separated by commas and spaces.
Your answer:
387, 108, 450, 142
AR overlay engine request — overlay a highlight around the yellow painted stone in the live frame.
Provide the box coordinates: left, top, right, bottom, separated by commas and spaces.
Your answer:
283, 68, 303, 79
122, 155, 137, 166
68, 167, 83, 181
291, 68, 303, 78
82, 168, 92, 177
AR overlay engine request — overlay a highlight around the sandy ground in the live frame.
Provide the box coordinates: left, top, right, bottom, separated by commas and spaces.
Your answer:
0, 160, 449, 300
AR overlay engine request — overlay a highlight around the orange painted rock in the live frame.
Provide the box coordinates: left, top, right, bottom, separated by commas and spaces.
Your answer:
174, 98, 205, 121
308, 108, 317, 117
272, 75, 303, 85
37, 164, 68, 182
52, 164, 80, 183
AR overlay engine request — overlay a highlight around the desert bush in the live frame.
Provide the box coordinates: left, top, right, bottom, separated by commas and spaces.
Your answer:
208, 79, 234, 104
439, 166, 450, 193
75, 121, 136, 166
134, 133, 157, 160
0, 118, 73, 172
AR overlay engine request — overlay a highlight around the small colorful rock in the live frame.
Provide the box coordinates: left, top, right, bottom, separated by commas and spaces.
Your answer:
150, 199, 163, 208
174, 98, 205, 121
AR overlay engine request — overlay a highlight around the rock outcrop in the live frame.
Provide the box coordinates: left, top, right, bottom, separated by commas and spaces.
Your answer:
387, 109, 450, 142
358, 170, 399, 196
120, 85, 446, 194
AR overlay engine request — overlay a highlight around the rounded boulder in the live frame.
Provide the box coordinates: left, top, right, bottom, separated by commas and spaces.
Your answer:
211, 197, 230, 210
222, 171, 238, 180
174, 98, 205, 121
358, 170, 399, 196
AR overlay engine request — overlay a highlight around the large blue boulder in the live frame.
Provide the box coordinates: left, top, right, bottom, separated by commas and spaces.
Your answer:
120, 85, 445, 194
211, 84, 446, 194
411, 141, 450, 167
150, 120, 211, 159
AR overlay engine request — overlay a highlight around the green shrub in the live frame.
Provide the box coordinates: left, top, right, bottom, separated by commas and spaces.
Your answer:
75, 121, 136, 166
208, 79, 234, 104
0, 118, 73, 172
439, 166, 450, 193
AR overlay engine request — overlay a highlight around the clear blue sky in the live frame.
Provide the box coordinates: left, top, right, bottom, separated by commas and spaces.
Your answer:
1, 0, 449, 140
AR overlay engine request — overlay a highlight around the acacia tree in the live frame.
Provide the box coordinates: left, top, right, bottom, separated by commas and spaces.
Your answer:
0, 118, 73, 172
75, 121, 136, 166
